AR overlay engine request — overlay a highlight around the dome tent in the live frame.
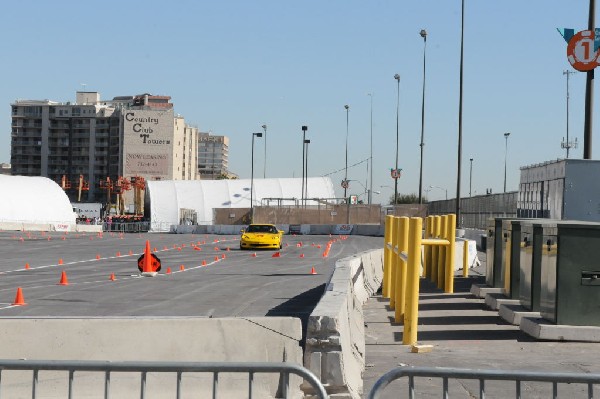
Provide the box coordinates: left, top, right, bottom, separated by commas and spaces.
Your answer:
0, 175, 76, 231
145, 177, 336, 231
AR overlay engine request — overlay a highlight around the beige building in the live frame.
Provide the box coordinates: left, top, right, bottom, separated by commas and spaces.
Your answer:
10, 92, 198, 211
198, 132, 233, 179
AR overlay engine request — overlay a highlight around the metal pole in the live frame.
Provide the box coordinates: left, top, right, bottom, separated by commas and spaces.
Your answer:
251, 133, 262, 223
469, 158, 473, 197
304, 139, 310, 202
394, 74, 400, 205
301, 126, 307, 206
504, 132, 510, 193
584, 0, 595, 159
456, 0, 465, 226
418, 29, 427, 204
262, 124, 267, 178
344, 105, 349, 199
368, 93, 373, 205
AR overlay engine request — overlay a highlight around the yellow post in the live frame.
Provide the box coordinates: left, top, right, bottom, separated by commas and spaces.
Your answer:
462, 239, 469, 278
383, 215, 393, 298
430, 216, 440, 285
445, 214, 456, 293
422, 217, 431, 278
389, 217, 399, 309
394, 217, 409, 323
403, 217, 423, 345
437, 215, 447, 290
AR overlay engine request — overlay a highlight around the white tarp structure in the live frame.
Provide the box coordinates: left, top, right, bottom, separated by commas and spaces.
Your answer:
146, 177, 336, 231
0, 175, 76, 231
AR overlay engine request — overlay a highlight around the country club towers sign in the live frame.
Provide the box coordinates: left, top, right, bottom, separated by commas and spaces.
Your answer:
123, 109, 174, 178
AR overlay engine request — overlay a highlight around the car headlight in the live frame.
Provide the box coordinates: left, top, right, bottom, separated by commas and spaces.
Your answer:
242, 235, 249, 240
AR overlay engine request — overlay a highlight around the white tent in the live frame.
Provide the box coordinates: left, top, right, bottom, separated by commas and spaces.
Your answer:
0, 175, 76, 231
146, 177, 336, 231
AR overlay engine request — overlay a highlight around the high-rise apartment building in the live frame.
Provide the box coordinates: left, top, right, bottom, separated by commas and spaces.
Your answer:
197, 132, 234, 179
10, 92, 198, 206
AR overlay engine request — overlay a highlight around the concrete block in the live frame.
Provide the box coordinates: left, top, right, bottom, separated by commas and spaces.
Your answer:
520, 317, 600, 342
470, 283, 503, 298
499, 303, 541, 326
322, 352, 345, 386
485, 292, 519, 310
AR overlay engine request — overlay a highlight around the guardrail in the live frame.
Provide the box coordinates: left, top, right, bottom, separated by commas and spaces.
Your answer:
368, 366, 600, 398
383, 215, 467, 345
0, 359, 328, 399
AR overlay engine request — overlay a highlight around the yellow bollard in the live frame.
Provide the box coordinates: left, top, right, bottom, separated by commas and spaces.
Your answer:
445, 214, 456, 293
437, 215, 447, 290
423, 217, 432, 278
394, 217, 409, 323
389, 217, 399, 309
431, 216, 441, 285
403, 217, 423, 345
462, 239, 469, 278
383, 215, 394, 298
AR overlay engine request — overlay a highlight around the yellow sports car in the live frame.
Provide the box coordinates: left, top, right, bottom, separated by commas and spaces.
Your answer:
240, 224, 284, 250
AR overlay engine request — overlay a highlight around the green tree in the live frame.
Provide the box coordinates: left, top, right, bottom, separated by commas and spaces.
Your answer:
389, 193, 427, 204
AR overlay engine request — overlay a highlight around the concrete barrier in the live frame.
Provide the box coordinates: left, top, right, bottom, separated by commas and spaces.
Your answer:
0, 317, 303, 398
303, 248, 383, 398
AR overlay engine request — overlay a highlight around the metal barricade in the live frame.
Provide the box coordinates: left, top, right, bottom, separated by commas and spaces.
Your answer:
368, 366, 600, 399
0, 359, 328, 399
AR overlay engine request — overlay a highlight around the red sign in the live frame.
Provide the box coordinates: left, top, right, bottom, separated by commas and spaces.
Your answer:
341, 180, 349, 189
390, 168, 402, 179
567, 30, 599, 71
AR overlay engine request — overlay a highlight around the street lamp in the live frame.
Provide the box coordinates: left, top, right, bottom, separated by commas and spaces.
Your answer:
344, 105, 350, 199
503, 132, 510, 193
394, 73, 400, 205
456, 0, 465, 225
367, 93, 373, 204
304, 139, 310, 202
418, 29, 427, 204
301, 126, 307, 205
262, 124, 267, 178
429, 185, 447, 200
251, 132, 263, 223
469, 157, 473, 197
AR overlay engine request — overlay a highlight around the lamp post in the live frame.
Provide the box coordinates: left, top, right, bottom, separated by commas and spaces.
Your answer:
583, 0, 595, 159
251, 132, 263, 223
503, 132, 510, 193
418, 29, 427, 204
456, 0, 465, 225
262, 124, 267, 178
304, 139, 310, 202
344, 105, 350, 199
367, 93, 373, 204
469, 157, 473, 197
301, 126, 307, 206
394, 74, 400, 205
562, 71, 578, 158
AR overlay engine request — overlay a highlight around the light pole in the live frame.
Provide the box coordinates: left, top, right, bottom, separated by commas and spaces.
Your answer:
469, 157, 473, 197
304, 139, 310, 202
503, 132, 510, 193
251, 132, 263, 223
262, 124, 267, 178
562, 71, 578, 158
394, 73, 400, 205
344, 105, 350, 199
583, 0, 595, 159
456, 0, 465, 225
418, 29, 427, 204
301, 126, 307, 206
367, 93, 373, 205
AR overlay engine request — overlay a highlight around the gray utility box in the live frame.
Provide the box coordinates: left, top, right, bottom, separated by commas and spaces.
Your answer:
518, 159, 600, 221
540, 222, 600, 326
519, 220, 556, 311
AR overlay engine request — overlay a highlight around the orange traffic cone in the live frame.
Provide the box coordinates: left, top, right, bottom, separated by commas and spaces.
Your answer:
24, 263, 30, 270
310, 267, 317, 275
194, 246, 202, 251
142, 240, 153, 273
58, 258, 64, 265
251, 252, 257, 257
214, 256, 219, 262
299, 254, 305, 258
272, 252, 281, 258
179, 264, 185, 271
226, 247, 230, 252
58, 271, 69, 286
96, 254, 100, 260
221, 254, 226, 259
109, 273, 116, 281
166, 267, 172, 274
202, 260, 207, 266
116, 251, 121, 257
12, 287, 26, 306
214, 247, 220, 251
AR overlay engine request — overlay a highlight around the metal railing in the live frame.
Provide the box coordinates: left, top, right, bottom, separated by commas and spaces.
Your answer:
368, 366, 600, 399
0, 359, 328, 399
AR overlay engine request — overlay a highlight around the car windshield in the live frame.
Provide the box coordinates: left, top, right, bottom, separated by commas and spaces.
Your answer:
246, 225, 277, 234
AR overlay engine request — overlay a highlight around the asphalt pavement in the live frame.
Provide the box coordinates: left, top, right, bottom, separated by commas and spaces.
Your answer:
362, 251, 600, 398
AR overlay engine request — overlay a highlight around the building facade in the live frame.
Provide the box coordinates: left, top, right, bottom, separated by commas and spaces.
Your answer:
10, 92, 198, 208
197, 132, 233, 179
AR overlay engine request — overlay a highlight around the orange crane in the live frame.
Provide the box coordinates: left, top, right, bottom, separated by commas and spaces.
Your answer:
130, 176, 146, 216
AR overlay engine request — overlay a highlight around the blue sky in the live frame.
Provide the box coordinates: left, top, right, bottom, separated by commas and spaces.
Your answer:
0, 0, 593, 201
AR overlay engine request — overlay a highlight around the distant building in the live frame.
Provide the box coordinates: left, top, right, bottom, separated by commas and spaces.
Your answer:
0, 163, 11, 175
197, 132, 233, 179
10, 92, 198, 207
